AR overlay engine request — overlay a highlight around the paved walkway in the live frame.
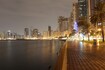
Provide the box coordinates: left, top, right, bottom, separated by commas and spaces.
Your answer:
62, 41, 67, 70
67, 41, 105, 70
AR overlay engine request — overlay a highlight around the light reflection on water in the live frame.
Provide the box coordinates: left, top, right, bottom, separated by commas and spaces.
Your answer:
0, 40, 64, 70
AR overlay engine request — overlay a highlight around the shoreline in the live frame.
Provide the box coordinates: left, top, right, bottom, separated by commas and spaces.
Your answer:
62, 41, 67, 70
54, 41, 67, 70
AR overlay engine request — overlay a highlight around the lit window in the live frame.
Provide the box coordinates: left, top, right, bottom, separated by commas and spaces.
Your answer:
98, 23, 101, 25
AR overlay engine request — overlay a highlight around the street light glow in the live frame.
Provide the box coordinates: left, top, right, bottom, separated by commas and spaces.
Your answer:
97, 28, 101, 31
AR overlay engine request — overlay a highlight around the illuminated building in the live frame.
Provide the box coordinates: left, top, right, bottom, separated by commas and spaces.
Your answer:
88, 0, 105, 21
74, 21, 78, 32
32, 29, 38, 38
0, 32, 5, 39
43, 31, 49, 38
48, 26, 51, 37
24, 28, 29, 38
88, 0, 98, 23
71, 2, 79, 33
87, 0, 105, 23
72, 3, 79, 22
78, 0, 88, 17
7, 30, 12, 38
58, 16, 69, 32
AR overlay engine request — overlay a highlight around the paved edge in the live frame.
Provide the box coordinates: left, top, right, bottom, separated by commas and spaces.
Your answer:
62, 41, 67, 70
54, 41, 66, 70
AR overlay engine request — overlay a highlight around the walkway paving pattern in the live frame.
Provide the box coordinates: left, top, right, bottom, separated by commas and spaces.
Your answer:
67, 41, 105, 70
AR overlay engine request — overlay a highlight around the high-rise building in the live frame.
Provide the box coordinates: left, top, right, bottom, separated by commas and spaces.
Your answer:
89, 0, 105, 16
30, 28, 33, 38
78, 0, 88, 17
87, 0, 105, 23
58, 16, 69, 32
32, 29, 38, 38
43, 31, 49, 38
24, 28, 29, 38
72, 3, 79, 22
7, 30, 12, 38
48, 26, 51, 37
88, 0, 97, 17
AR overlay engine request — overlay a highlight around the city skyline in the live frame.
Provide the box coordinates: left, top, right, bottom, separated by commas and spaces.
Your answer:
0, 0, 74, 35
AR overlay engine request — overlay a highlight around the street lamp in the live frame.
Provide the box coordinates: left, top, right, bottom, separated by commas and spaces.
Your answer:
97, 28, 101, 31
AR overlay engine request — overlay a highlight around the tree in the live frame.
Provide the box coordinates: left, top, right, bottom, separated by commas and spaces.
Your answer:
69, 29, 76, 37
90, 1, 105, 42
78, 16, 90, 35
77, 16, 90, 41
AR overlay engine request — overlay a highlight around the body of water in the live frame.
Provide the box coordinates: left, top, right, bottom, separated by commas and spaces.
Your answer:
0, 40, 64, 70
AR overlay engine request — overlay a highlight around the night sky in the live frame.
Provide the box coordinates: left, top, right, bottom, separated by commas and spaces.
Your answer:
0, 0, 73, 35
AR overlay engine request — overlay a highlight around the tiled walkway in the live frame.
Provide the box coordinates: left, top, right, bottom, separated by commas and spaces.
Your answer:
67, 41, 105, 70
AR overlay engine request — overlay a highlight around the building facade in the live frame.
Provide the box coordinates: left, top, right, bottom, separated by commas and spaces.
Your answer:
72, 3, 79, 22
32, 29, 38, 38
48, 26, 51, 37
58, 16, 69, 32
78, 0, 88, 17
24, 28, 29, 38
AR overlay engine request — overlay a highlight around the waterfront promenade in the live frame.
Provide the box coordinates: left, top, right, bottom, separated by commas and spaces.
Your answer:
55, 40, 105, 70
66, 40, 105, 70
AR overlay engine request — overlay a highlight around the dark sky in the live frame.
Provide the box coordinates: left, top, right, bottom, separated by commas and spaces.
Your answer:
0, 0, 73, 35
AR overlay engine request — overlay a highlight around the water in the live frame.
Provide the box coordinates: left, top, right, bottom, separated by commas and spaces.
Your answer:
0, 40, 64, 70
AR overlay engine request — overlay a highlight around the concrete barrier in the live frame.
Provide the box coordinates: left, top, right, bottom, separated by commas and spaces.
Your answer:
54, 42, 66, 70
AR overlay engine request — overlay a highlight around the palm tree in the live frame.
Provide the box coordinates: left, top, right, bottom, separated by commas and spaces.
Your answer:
90, 1, 105, 42
78, 16, 90, 41
79, 16, 90, 32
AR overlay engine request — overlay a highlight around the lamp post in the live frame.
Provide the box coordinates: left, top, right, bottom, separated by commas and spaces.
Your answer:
88, 33, 90, 41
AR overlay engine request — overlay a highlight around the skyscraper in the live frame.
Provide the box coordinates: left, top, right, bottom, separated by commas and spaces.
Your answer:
32, 29, 38, 38
7, 30, 12, 38
88, 0, 97, 17
24, 28, 29, 38
58, 16, 69, 32
88, 0, 105, 23
78, 0, 88, 17
72, 3, 79, 22
48, 26, 51, 37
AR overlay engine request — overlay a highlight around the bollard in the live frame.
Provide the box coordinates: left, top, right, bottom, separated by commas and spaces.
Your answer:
93, 39, 97, 46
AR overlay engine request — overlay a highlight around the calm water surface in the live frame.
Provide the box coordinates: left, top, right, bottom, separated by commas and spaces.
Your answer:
0, 40, 64, 70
